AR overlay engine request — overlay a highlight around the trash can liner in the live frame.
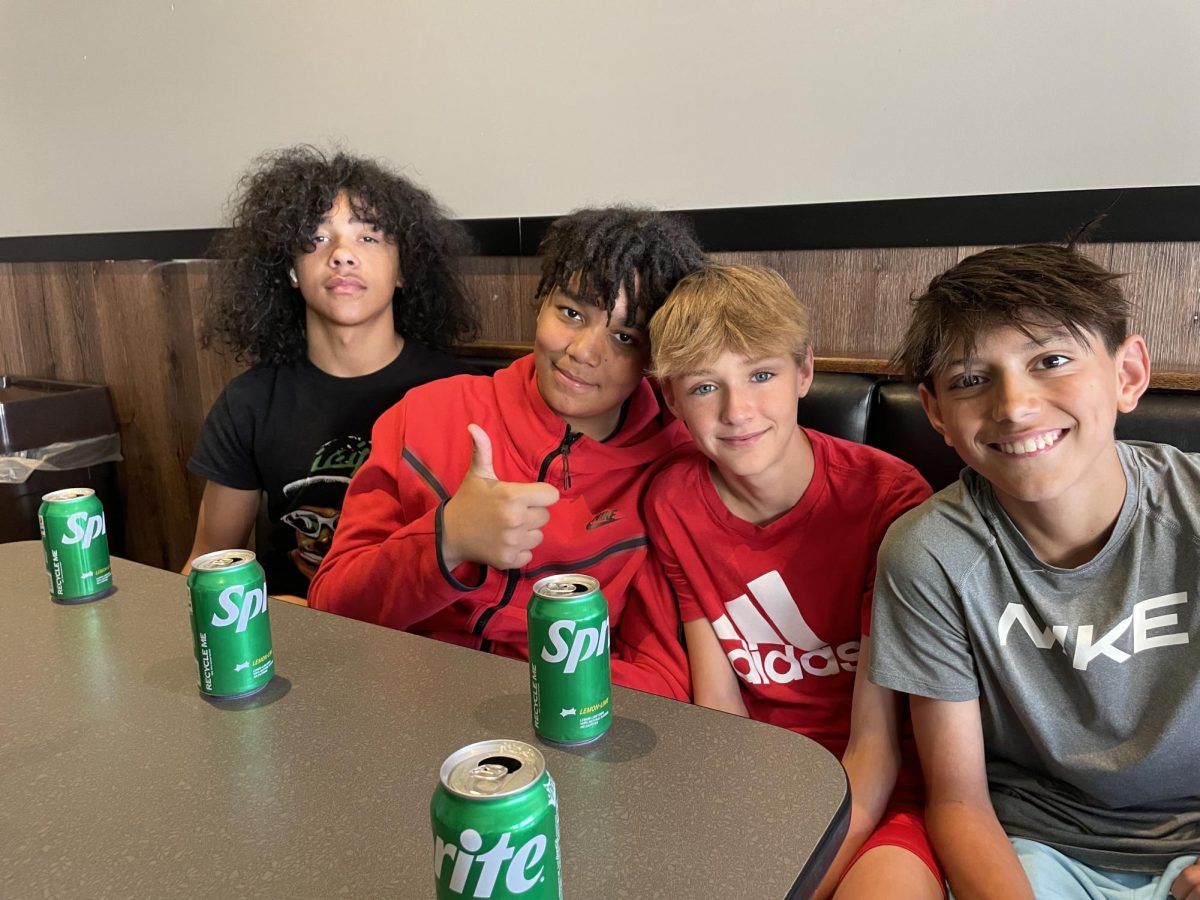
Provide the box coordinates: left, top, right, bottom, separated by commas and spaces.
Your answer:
0, 433, 123, 484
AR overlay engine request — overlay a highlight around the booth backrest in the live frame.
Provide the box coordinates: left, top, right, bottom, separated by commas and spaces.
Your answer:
802, 372, 1200, 492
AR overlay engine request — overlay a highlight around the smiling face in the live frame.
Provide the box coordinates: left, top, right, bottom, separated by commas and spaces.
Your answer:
292, 191, 402, 335
532, 287, 650, 440
665, 349, 813, 485
920, 324, 1150, 517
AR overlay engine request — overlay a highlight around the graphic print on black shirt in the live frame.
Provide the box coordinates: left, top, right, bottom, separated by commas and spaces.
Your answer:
280, 435, 371, 585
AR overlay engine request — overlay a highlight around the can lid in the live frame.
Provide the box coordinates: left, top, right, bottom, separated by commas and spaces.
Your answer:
533, 573, 600, 600
440, 739, 546, 800
192, 548, 258, 572
41, 487, 96, 503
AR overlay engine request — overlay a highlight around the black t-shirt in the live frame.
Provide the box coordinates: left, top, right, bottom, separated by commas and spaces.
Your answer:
189, 341, 473, 598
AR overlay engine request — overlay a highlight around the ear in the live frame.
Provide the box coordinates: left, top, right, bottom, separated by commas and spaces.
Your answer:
795, 346, 815, 400
1114, 334, 1151, 413
661, 378, 685, 425
918, 382, 955, 448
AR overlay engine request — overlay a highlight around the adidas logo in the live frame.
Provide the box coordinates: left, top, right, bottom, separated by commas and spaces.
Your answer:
712, 570, 858, 685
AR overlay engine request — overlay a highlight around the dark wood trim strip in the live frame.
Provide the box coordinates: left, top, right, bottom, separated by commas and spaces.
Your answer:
2, 186, 1197, 262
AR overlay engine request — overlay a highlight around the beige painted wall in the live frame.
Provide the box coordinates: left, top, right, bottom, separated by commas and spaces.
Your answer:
2, 0, 1199, 236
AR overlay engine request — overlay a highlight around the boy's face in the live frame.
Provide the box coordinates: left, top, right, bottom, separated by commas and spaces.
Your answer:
664, 349, 813, 483
293, 191, 402, 334
919, 324, 1149, 510
533, 285, 650, 441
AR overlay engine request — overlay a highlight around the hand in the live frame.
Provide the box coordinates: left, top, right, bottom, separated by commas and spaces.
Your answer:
1171, 861, 1200, 900
441, 424, 560, 572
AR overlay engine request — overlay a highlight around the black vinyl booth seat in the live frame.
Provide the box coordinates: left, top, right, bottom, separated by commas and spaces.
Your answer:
457, 355, 1200, 494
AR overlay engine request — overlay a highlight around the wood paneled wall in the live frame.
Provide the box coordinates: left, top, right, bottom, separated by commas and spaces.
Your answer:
3, 242, 1198, 571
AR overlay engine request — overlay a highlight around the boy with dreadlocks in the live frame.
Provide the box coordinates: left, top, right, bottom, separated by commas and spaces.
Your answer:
310, 207, 705, 698
186, 146, 478, 600
869, 244, 1200, 899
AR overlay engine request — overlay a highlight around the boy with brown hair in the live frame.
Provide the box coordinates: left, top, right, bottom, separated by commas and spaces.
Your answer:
645, 265, 942, 898
870, 243, 1200, 899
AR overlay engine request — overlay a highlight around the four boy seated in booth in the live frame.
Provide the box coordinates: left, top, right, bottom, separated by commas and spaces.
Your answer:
185, 147, 1199, 899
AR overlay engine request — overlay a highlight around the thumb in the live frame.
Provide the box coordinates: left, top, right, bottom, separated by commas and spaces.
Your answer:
466, 423, 497, 480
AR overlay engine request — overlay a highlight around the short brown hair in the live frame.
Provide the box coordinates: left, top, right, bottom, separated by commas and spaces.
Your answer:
896, 243, 1129, 387
649, 264, 811, 380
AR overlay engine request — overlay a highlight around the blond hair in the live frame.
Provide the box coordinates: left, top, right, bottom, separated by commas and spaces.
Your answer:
649, 264, 811, 380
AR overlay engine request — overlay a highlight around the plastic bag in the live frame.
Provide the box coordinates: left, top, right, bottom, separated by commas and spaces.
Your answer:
0, 433, 123, 484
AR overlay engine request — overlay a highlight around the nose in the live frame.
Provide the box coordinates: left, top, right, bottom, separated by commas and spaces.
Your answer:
991, 371, 1038, 423
566, 325, 604, 368
328, 235, 359, 269
721, 384, 753, 425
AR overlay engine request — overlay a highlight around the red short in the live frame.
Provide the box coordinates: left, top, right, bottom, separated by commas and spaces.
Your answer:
848, 803, 945, 896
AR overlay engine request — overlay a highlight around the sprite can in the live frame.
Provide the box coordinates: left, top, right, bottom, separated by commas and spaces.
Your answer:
527, 574, 612, 746
186, 549, 274, 699
431, 739, 561, 900
38, 487, 115, 603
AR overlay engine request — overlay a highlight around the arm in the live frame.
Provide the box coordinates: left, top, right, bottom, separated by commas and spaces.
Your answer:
812, 634, 902, 899
182, 482, 259, 574
684, 616, 748, 716
309, 407, 556, 628
911, 695, 1034, 900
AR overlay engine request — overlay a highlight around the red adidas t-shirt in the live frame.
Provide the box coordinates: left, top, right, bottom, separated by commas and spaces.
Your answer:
644, 429, 931, 761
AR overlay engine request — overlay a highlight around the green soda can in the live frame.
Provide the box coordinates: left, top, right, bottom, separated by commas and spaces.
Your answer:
37, 487, 115, 603
186, 549, 274, 699
527, 574, 612, 746
431, 739, 561, 900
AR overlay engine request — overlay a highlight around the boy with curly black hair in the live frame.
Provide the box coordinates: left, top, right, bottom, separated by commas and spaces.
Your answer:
310, 207, 705, 700
185, 146, 478, 600
870, 243, 1200, 899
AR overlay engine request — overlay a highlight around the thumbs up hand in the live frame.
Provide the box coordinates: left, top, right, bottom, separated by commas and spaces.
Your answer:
441, 424, 561, 572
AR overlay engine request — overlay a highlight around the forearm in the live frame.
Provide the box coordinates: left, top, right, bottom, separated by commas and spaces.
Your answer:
310, 505, 481, 628
928, 799, 1033, 900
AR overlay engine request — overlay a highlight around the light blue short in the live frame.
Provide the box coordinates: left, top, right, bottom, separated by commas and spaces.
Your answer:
1010, 838, 1196, 900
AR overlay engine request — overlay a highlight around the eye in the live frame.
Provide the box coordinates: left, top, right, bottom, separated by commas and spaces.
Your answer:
361, 234, 378, 244
750, 371, 774, 383
948, 372, 986, 390
1038, 353, 1071, 369
688, 383, 716, 396
310, 234, 329, 245
558, 306, 583, 321
612, 331, 641, 347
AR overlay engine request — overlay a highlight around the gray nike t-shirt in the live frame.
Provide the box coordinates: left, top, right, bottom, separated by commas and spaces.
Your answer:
870, 441, 1200, 872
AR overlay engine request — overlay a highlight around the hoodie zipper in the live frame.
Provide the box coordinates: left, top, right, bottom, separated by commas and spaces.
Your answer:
476, 425, 583, 649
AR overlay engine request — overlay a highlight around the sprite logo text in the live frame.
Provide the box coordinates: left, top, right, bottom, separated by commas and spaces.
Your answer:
434, 828, 546, 896
212, 584, 267, 633
61, 511, 106, 550
539, 618, 609, 674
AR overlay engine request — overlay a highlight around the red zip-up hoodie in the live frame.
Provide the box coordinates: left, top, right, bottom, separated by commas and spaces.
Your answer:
309, 355, 692, 700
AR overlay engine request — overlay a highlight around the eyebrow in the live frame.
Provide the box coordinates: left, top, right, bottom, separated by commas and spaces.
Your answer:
946, 329, 1078, 368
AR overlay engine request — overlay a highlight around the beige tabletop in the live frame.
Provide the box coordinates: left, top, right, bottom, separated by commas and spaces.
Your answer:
2, 541, 849, 898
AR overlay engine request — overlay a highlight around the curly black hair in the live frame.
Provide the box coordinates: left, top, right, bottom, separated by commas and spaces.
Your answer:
205, 146, 478, 365
534, 207, 706, 327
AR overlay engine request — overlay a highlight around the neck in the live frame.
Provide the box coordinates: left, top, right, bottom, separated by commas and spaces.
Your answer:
712, 428, 814, 526
305, 316, 405, 377
995, 446, 1127, 568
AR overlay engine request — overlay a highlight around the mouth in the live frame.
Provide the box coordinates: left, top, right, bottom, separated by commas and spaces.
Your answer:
989, 428, 1067, 457
719, 429, 767, 448
327, 276, 366, 294
553, 365, 596, 392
